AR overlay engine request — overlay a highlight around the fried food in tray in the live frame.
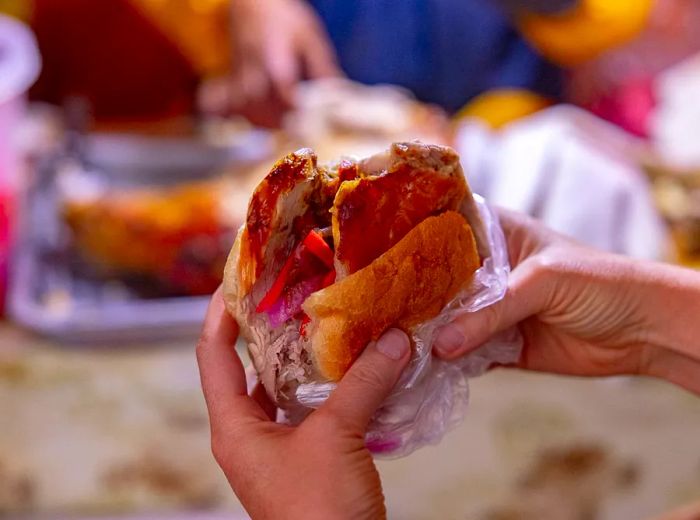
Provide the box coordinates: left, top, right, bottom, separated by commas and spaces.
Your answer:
63, 179, 238, 296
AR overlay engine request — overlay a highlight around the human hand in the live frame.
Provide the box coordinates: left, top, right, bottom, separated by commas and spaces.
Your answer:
434, 209, 700, 394
196, 289, 410, 519
202, 0, 340, 127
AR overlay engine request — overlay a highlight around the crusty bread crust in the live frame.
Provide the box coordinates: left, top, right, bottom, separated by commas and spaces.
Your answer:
303, 211, 480, 381
222, 232, 242, 321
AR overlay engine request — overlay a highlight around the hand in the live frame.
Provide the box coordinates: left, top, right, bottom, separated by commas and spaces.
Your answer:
434, 209, 700, 395
201, 0, 341, 127
196, 289, 410, 519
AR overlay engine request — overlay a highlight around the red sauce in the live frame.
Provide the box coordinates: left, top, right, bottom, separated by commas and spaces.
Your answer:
335, 163, 467, 274
338, 160, 358, 182
246, 151, 315, 277
244, 154, 360, 290
319, 160, 358, 207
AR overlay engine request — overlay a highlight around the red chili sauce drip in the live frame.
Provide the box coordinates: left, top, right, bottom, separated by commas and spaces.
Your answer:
320, 160, 359, 204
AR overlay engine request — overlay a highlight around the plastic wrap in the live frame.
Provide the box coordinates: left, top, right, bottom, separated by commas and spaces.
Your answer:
295, 196, 522, 458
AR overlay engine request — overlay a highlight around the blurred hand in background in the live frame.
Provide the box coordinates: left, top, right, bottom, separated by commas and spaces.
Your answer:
199, 0, 342, 128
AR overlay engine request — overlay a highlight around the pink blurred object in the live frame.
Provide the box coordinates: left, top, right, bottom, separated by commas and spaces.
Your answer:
585, 76, 656, 138
0, 15, 41, 316
567, 0, 700, 138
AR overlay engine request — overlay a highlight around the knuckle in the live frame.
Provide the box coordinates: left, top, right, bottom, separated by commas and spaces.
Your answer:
315, 408, 358, 435
210, 433, 228, 468
481, 303, 502, 332
307, 410, 345, 435
526, 252, 562, 282
210, 420, 246, 469
195, 333, 210, 358
347, 363, 387, 394
530, 254, 556, 275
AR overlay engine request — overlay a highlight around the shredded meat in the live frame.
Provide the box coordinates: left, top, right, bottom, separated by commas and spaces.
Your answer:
250, 319, 313, 402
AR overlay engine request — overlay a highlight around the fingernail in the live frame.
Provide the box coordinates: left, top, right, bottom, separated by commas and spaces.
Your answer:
376, 329, 410, 360
435, 325, 466, 355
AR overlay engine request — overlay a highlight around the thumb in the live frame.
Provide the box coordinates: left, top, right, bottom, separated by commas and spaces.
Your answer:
321, 329, 410, 432
434, 259, 548, 360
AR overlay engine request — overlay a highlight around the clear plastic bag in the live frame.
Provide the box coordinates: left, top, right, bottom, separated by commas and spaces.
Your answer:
295, 195, 523, 458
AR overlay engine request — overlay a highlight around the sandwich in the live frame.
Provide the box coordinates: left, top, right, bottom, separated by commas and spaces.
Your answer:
223, 142, 488, 406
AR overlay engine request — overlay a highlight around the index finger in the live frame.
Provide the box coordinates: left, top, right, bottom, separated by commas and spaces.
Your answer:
264, 39, 300, 107
196, 288, 269, 428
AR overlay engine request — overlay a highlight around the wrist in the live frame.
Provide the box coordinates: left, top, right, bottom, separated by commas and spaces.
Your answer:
620, 259, 700, 395
633, 260, 700, 373
642, 346, 700, 395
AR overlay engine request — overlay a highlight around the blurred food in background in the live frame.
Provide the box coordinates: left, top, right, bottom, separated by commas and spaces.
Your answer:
63, 180, 235, 297
7, 106, 271, 341
283, 78, 451, 159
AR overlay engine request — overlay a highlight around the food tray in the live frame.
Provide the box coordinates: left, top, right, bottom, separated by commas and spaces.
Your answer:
8, 129, 272, 344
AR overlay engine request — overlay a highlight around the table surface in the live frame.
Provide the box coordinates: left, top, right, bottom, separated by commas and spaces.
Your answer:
2, 322, 700, 520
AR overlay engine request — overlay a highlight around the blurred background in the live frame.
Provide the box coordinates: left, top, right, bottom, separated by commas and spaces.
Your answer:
1, 0, 700, 518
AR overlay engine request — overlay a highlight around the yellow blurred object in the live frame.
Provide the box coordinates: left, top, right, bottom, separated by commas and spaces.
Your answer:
520, 0, 654, 66
455, 89, 552, 129
0, 0, 30, 21
132, 0, 230, 76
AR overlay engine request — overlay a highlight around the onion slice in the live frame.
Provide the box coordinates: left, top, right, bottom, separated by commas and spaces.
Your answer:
265, 275, 326, 329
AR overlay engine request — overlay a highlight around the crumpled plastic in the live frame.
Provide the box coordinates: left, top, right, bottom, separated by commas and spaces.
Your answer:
294, 195, 523, 458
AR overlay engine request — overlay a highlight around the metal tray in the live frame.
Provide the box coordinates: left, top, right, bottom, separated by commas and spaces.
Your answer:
8, 129, 272, 344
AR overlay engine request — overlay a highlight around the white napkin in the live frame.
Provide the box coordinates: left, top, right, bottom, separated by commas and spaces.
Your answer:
456, 106, 669, 260
651, 51, 700, 169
